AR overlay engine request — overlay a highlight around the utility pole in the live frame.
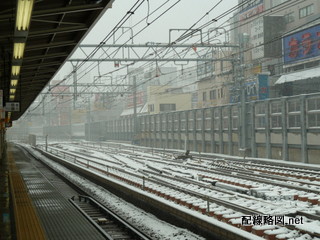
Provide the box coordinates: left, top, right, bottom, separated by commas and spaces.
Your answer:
133, 75, 137, 144
72, 63, 78, 110
86, 97, 91, 141
69, 104, 72, 141
238, 33, 249, 152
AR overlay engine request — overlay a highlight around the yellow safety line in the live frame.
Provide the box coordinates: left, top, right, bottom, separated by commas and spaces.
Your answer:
8, 148, 46, 240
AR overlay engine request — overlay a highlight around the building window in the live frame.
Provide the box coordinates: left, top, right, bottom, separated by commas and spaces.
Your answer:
255, 103, 266, 129
232, 107, 238, 129
202, 92, 207, 101
284, 12, 294, 23
218, 88, 224, 98
287, 100, 301, 128
271, 102, 282, 128
159, 104, 176, 112
307, 98, 320, 128
210, 89, 216, 100
148, 104, 154, 112
299, 4, 314, 19
268, 65, 276, 75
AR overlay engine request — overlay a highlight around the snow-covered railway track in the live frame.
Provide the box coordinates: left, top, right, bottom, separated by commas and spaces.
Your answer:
19, 144, 153, 240
73, 141, 320, 183
39, 142, 320, 239
46, 145, 263, 216
48, 143, 320, 207
70, 195, 151, 240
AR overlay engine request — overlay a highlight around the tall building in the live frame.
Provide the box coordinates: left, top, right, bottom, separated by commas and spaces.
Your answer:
197, 50, 234, 107
122, 67, 178, 116
230, 0, 320, 99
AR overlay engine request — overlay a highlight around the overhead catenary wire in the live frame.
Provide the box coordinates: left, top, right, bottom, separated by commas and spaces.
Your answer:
129, 0, 312, 98
74, 0, 172, 82
40, 0, 238, 96
117, 0, 320, 106
60, 0, 182, 101
31, 11, 282, 112
28, 0, 240, 102
28, 0, 238, 114
107, 15, 320, 109
172, 0, 252, 44
26, 0, 150, 114
26, 0, 182, 115
26, 0, 317, 118
49, 0, 146, 90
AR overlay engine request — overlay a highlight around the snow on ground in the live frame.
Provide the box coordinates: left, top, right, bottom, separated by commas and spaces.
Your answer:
33, 141, 320, 240
44, 142, 320, 217
28, 145, 206, 240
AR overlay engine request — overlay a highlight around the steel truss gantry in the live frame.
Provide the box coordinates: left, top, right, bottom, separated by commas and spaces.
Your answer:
65, 42, 241, 144
68, 43, 238, 63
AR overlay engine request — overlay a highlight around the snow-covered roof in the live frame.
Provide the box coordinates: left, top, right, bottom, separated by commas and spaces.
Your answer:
120, 104, 148, 116
275, 67, 320, 85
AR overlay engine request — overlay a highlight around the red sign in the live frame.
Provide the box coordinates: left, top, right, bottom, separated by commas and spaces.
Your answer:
240, 4, 264, 21
283, 24, 320, 64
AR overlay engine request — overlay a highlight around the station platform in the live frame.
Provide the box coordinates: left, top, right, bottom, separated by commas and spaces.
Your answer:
0, 144, 105, 240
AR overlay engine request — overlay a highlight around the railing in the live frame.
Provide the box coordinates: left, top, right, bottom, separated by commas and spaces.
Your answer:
43, 93, 320, 164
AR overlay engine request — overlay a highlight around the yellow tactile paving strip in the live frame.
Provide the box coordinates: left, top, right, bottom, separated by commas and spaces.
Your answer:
8, 150, 47, 240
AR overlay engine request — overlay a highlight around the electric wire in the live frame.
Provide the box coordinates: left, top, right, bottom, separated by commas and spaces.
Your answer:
25, 0, 318, 120
27, 0, 182, 115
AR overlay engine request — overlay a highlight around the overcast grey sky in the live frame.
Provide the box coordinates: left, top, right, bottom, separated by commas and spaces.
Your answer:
53, 0, 238, 82
84, 0, 238, 43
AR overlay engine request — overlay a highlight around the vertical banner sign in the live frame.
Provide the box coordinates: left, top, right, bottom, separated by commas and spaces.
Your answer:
258, 74, 269, 100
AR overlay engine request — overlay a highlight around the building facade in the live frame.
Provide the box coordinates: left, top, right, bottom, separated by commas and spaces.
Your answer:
147, 85, 192, 114
197, 50, 234, 108
230, 0, 320, 100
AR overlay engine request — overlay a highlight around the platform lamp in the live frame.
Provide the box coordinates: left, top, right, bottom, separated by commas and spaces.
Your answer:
11, 36, 24, 100
11, 0, 34, 100
9, 95, 15, 101
10, 64, 21, 102
13, 39, 26, 60
10, 78, 19, 88
13, 0, 33, 59
10, 78, 18, 101
16, 0, 34, 32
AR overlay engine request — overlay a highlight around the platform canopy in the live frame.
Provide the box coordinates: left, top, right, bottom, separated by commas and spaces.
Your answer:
275, 67, 320, 85
0, 0, 113, 121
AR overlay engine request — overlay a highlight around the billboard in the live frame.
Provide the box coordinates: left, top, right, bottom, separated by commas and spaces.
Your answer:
229, 81, 258, 103
258, 74, 269, 100
264, 16, 285, 58
283, 24, 320, 65
251, 17, 264, 59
